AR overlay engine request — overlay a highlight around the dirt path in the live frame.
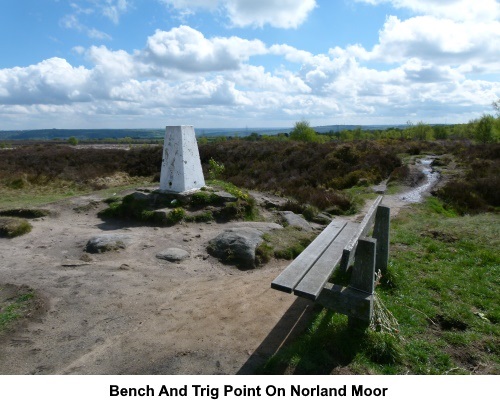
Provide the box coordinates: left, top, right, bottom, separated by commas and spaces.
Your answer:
0, 158, 440, 375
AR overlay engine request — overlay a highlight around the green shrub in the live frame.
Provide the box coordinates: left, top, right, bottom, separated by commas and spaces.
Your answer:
208, 158, 225, 180
166, 208, 185, 225
255, 242, 274, 266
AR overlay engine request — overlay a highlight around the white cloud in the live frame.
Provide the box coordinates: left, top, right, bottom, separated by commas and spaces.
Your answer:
360, 16, 500, 73
224, 0, 317, 28
158, 0, 317, 28
144, 26, 267, 72
354, 0, 500, 21
2, 4, 499, 130
229, 65, 311, 93
0, 58, 92, 105
87, 46, 138, 79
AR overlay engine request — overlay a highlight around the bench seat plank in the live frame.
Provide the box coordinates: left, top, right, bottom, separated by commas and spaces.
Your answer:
294, 221, 358, 301
271, 219, 347, 293
340, 195, 383, 271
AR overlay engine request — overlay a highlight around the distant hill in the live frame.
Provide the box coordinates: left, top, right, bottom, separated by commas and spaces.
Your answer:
0, 125, 409, 141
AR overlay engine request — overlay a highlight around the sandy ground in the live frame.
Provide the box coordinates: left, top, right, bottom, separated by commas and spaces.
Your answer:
0, 158, 439, 375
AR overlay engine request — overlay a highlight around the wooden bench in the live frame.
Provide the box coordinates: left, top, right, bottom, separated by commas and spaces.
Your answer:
271, 196, 390, 327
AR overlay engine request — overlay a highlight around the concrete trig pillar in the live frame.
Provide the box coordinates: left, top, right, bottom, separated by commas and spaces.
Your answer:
159, 126, 205, 193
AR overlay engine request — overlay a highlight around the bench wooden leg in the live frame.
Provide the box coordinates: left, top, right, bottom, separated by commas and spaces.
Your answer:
373, 205, 390, 274
347, 237, 376, 329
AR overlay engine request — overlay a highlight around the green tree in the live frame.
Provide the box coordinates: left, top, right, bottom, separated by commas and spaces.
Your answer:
413, 121, 433, 140
68, 136, 78, 146
492, 99, 500, 117
433, 125, 448, 140
290, 120, 317, 142
474, 114, 495, 143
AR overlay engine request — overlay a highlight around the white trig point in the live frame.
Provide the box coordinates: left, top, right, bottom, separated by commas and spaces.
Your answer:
159, 125, 206, 193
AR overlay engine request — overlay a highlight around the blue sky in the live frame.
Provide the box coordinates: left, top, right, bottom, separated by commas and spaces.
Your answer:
0, 0, 499, 129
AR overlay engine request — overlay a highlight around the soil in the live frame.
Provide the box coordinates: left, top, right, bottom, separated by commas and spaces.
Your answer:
0, 157, 445, 375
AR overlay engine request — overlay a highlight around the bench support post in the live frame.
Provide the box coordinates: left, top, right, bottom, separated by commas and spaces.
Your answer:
373, 205, 390, 275
347, 237, 376, 330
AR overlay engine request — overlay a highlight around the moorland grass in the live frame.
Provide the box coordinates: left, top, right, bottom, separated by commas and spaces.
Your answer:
261, 198, 499, 374
0, 289, 36, 332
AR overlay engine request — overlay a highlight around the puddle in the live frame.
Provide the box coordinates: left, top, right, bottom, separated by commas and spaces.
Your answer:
399, 157, 440, 203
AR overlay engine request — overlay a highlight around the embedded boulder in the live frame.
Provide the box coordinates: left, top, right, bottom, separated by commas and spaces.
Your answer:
214, 191, 238, 203
278, 211, 313, 231
156, 248, 190, 263
85, 234, 132, 253
207, 227, 264, 270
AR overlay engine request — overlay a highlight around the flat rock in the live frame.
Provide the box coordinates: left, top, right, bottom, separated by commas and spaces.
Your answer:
153, 208, 172, 221
214, 191, 238, 202
156, 248, 190, 263
129, 191, 151, 201
229, 222, 283, 232
278, 211, 313, 231
85, 234, 132, 253
207, 227, 264, 270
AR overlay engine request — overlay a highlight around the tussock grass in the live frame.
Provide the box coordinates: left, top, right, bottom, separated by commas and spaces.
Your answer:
262, 228, 316, 260
0, 217, 32, 238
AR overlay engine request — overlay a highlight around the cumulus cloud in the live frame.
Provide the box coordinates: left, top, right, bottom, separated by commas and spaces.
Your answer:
159, 0, 317, 28
144, 26, 267, 72
224, 0, 317, 28
366, 16, 500, 71
0, 58, 92, 105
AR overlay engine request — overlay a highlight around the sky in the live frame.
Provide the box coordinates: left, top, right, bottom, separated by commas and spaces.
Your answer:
0, 0, 499, 130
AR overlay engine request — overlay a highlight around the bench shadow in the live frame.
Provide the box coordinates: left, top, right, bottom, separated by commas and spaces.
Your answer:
236, 297, 316, 375
238, 299, 367, 375
286, 312, 366, 375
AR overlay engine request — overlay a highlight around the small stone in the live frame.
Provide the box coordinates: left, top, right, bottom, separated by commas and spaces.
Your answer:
85, 234, 132, 253
61, 260, 90, 267
79, 253, 93, 262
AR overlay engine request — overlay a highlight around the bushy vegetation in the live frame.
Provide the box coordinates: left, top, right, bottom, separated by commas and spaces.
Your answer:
0, 144, 162, 187
199, 140, 401, 212
434, 143, 500, 214
1, 135, 498, 216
